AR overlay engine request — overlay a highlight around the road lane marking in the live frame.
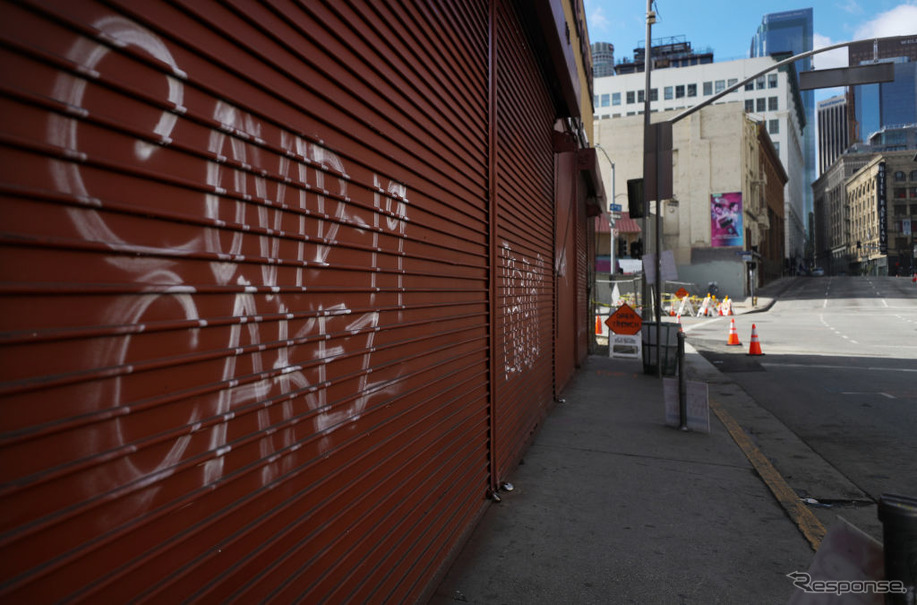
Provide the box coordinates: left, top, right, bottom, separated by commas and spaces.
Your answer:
840, 391, 896, 399
762, 363, 917, 373
710, 398, 825, 551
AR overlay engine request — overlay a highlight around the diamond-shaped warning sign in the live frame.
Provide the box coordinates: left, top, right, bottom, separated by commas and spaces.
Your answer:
605, 303, 642, 335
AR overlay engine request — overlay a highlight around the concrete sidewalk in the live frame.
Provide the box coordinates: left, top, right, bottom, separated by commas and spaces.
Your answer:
429, 279, 822, 604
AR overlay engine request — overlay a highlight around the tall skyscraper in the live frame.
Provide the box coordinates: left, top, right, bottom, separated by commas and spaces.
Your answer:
817, 94, 849, 175
750, 9, 815, 243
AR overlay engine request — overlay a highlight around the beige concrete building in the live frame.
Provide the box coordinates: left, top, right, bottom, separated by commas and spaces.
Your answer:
594, 103, 784, 297
846, 151, 917, 275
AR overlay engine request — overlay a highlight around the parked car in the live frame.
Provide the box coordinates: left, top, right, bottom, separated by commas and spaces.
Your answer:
810, 267, 825, 276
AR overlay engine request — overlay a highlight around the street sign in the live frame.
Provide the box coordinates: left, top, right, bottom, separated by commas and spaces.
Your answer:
799, 62, 894, 90
609, 203, 622, 213
605, 303, 642, 335
663, 378, 710, 433
675, 287, 689, 299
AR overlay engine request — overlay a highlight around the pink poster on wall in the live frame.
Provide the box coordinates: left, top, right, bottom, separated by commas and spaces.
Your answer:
710, 192, 744, 247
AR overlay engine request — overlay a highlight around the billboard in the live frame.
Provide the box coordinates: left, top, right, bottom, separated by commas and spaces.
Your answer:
710, 192, 744, 247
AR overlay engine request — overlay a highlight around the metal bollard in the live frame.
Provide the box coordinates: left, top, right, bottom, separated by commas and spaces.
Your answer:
677, 330, 687, 430
878, 493, 917, 605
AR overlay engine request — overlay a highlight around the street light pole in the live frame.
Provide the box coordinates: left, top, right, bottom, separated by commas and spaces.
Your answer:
642, 0, 653, 324
642, 1, 664, 375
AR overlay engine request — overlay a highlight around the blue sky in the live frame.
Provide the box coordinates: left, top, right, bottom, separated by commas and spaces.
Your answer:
584, 0, 917, 93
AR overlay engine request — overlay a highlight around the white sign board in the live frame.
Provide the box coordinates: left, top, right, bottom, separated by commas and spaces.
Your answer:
662, 378, 710, 433
609, 333, 641, 360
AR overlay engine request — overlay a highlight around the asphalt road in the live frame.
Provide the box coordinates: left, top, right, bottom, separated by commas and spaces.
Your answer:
682, 275, 917, 540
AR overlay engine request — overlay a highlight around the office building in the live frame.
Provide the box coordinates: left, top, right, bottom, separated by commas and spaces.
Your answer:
817, 94, 849, 175
750, 8, 815, 245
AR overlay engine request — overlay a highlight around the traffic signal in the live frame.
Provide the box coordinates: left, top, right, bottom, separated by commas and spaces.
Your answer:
627, 178, 644, 219
618, 239, 627, 258
630, 239, 643, 259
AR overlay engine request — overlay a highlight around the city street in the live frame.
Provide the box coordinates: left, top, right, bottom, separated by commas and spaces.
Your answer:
683, 275, 917, 540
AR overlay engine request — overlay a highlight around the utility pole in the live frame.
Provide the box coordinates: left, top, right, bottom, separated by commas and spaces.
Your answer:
642, 0, 660, 374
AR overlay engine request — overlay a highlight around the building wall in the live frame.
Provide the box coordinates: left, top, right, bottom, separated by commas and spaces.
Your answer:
847, 156, 886, 274
757, 122, 789, 283
886, 153, 917, 275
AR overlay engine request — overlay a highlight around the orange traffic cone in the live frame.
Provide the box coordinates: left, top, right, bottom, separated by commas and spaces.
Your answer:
747, 324, 764, 356
726, 318, 742, 346
676, 313, 683, 332
595, 315, 602, 335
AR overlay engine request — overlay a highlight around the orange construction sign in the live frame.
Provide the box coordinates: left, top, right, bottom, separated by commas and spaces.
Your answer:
605, 303, 642, 335
675, 287, 690, 299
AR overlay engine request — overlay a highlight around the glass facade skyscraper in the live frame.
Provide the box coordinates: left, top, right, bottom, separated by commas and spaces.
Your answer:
849, 36, 917, 143
750, 8, 815, 249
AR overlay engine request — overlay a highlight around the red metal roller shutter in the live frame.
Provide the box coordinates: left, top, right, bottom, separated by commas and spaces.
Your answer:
0, 1, 491, 602
492, 0, 556, 481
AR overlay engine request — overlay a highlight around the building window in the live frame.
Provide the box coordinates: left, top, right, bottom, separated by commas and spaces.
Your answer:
756, 76, 766, 90
756, 98, 766, 112
744, 81, 754, 91
773, 142, 780, 155
612, 92, 621, 106
664, 86, 673, 100
638, 90, 645, 103
745, 99, 754, 113
703, 81, 712, 95
626, 91, 635, 104
650, 88, 658, 101
768, 74, 778, 88
894, 171, 906, 181
675, 85, 685, 99
768, 97, 778, 111
714, 80, 725, 93
600, 94, 610, 107
687, 83, 697, 97
894, 187, 907, 198
894, 204, 907, 216
910, 170, 917, 181
769, 119, 779, 134
727, 78, 738, 91
910, 187, 917, 198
